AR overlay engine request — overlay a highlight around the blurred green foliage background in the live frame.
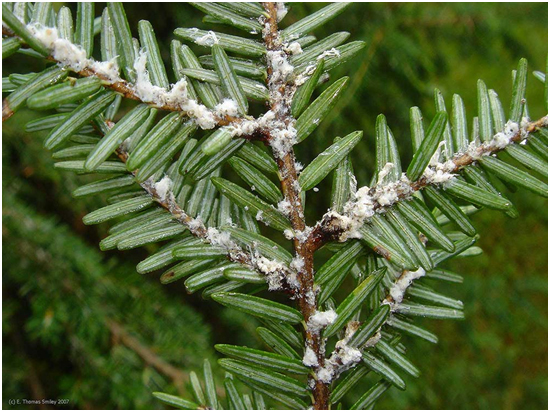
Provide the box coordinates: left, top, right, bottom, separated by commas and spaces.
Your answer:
2, 2, 547, 409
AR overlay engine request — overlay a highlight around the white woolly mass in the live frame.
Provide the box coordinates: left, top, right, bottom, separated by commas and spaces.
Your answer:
317, 47, 341, 60
337, 344, 362, 366
384, 267, 426, 309
267, 50, 295, 84
27, 24, 57, 48
364, 331, 382, 348
377, 162, 395, 184
231, 111, 298, 158
214, 99, 240, 117
261, 19, 271, 40
228, 118, 258, 136
275, 2, 289, 22
519, 117, 533, 138
133, 51, 243, 129
133, 50, 219, 129
317, 367, 334, 383
316, 119, 532, 243
228, 110, 278, 138
316, 341, 362, 383
153, 176, 173, 201
206, 227, 237, 250
258, 15, 306, 159
133, 51, 169, 101
323, 211, 355, 236
420, 120, 522, 185
27, 24, 122, 82
330, 174, 414, 241
283, 229, 295, 240
292, 180, 302, 195
285, 270, 301, 289
428, 141, 447, 167
302, 347, 319, 367
51, 38, 89, 71
315, 322, 365, 384
295, 64, 317, 86
307, 309, 338, 333
183, 100, 217, 129
269, 124, 298, 158
422, 159, 457, 185
277, 199, 293, 217
305, 289, 317, 306
290, 256, 305, 272
28, 24, 230, 131
493, 120, 520, 148
164, 79, 190, 105
187, 217, 205, 232
462, 120, 522, 160
195, 30, 219, 46
257, 109, 277, 125
255, 256, 285, 274
89, 60, 120, 83
285, 41, 303, 55
377, 189, 399, 207
349, 171, 358, 193
255, 256, 287, 290
294, 227, 312, 244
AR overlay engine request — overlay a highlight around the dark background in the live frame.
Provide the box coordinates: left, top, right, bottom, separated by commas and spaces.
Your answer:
3, 2, 548, 409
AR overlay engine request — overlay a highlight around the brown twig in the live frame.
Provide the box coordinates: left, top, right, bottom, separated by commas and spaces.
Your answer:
106, 319, 186, 392
306, 115, 549, 250
262, 3, 330, 409
1, 32, 242, 126
106, 123, 297, 284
